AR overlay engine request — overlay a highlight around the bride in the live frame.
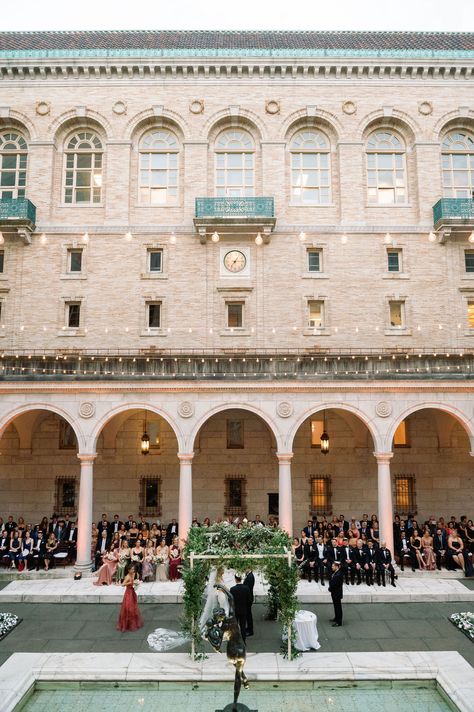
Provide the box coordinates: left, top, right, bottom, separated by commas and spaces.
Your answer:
199, 566, 230, 633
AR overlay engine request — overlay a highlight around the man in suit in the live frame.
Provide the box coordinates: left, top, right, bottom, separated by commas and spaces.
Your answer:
243, 568, 255, 636
4, 516, 17, 537
328, 561, 344, 626
353, 539, 367, 585
48, 516, 58, 536
434, 527, 448, 570
375, 541, 396, 587
124, 514, 134, 531
314, 536, 327, 586
54, 520, 66, 542
66, 521, 78, 559
365, 539, 377, 585
342, 537, 356, 585
111, 514, 123, 535
359, 519, 371, 540
97, 514, 111, 536
253, 515, 265, 527
395, 525, 415, 571
230, 574, 253, 643
29, 531, 46, 571
166, 519, 179, 545
303, 520, 314, 539
94, 529, 110, 570
302, 537, 317, 582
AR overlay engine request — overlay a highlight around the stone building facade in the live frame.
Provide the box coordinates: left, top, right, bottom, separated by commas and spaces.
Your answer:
0, 30, 473, 569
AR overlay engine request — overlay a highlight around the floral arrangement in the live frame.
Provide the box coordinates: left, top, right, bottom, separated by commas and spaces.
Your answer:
0, 612, 20, 640
449, 612, 474, 641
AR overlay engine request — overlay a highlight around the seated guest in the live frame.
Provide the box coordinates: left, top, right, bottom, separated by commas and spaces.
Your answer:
166, 519, 179, 545
421, 527, 436, 570
16, 516, 26, 535
97, 514, 110, 536
150, 524, 161, 545
28, 531, 46, 571
434, 527, 448, 571
410, 529, 425, 571
365, 540, 377, 585
111, 532, 121, 551
116, 539, 131, 583
359, 519, 371, 540
44, 533, 58, 571
370, 519, 380, 546
375, 541, 396, 587
95, 530, 110, 570
448, 529, 465, 572
353, 539, 367, 585
127, 521, 140, 547
0, 530, 9, 560
111, 514, 123, 535
155, 538, 169, 581
20, 530, 34, 571
395, 524, 415, 571
130, 541, 144, 579
124, 514, 134, 531
138, 515, 150, 531
142, 540, 156, 581
66, 521, 78, 559
8, 531, 22, 569
5, 516, 17, 537
202, 517, 211, 528
168, 542, 182, 581
342, 537, 356, 585
94, 544, 118, 586
38, 517, 49, 535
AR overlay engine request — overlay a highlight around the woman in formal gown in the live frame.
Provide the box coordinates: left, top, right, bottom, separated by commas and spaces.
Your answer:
168, 542, 182, 581
421, 527, 436, 570
155, 538, 169, 582
448, 529, 465, 572
115, 539, 131, 583
94, 544, 118, 585
199, 567, 229, 633
410, 528, 425, 570
117, 565, 144, 633
141, 539, 156, 581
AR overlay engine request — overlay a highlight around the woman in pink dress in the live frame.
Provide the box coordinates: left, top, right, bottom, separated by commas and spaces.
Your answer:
94, 544, 118, 586
168, 542, 182, 581
117, 565, 144, 632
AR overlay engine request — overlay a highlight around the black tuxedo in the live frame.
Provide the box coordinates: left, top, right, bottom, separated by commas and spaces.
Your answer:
166, 522, 179, 545
5, 521, 17, 536
111, 520, 123, 535
95, 535, 110, 568
314, 543, 327, 583
328, 568, 344, 625
434, 532, 448, 570
243, 572, 255, 635
302, 542, 317, 582
97, 521, 111, 536
230, 583, 253, 642
375, 547, 395, 586
395, 532, 416, 570
343, 546, 357, 584
29, 539, 46, 570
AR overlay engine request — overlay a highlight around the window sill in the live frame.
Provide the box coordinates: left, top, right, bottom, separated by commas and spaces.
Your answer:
382, 272, 410, 279
384, 328, 412, 336
140, 273, 168, 280
134, 203, 182, 209
140, 329, 168, 337
58, 204, 104, 209
460, 275, 474, 280
220, 329, 252, 337
0, 275, 9, 281
60, 274, 87, 280
0, 329, 6, 337
303, 328, 331, 336
463, 330, 474, 337
289, 202, 336, 208
366, 204, 412, 208
57, 329, 86, 337
301, 272, 329, 279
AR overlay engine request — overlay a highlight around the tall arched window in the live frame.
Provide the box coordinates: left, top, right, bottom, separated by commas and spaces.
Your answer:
0, 131, 27, 199
215, 129, 254, 197
441, 130, 474, 199
290, 129, 331, 204
366, 130, 407, 204
139, 130, 179, 205
64, 131, 103, 204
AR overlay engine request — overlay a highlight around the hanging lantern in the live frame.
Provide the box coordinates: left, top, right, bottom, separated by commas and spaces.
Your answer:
320, 411, 329, 454
141, 412, 150, 455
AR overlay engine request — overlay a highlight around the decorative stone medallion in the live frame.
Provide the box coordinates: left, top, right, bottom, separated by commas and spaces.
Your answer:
265, 100, 280, 115
178, 401, 194, 418
35, 101, 50, 116
189, 100, 204, 115
277, 401, 293, 418
112, 101, 127, 115
79, 401, 95, 419
418, 101, 433, 116
342, 100, 356, 115
375, 401, 392, 418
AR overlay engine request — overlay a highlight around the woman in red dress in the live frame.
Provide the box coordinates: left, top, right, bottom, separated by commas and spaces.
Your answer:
117, 565, 144, 633
168, 542, 182, 581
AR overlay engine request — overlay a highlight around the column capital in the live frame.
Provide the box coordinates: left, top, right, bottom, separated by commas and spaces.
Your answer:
276, 452, 293, 463
373, 452, 393, 463
178, 452, 194, 462
77, 453, 97, 463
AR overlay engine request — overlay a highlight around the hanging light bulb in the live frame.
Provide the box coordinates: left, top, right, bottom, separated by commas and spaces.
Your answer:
169, 231, 177, 244
320, 411, 329, 455
141, 412, 150, 455
384, 232, 392, 245
299, 231, 306, 242
468, 231, 474, 244
82, 232, 89, 243
255, 232, 263, 245
341, 233, 348, 244
428, 231, 437, 243
125, 231, 133, 241
39, 232, 47, 245
211, 231, 220, 243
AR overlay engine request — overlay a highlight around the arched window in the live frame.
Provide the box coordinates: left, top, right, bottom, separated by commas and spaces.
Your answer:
366, 130, 407, 204
215, 129, 254, 197
64, 131, 103, 204
0, 131, 27, 199
290, 129, 331, 204
139, 130, 179, 205
441, 130, 474, 199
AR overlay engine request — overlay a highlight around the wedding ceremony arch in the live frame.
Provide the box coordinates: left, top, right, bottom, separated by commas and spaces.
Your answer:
181, 522, 300, 659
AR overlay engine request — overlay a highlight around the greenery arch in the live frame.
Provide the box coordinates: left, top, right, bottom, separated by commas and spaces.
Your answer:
181, 522, 299, 657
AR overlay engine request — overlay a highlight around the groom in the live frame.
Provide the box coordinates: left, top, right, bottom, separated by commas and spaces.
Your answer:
230, 574, 253, 643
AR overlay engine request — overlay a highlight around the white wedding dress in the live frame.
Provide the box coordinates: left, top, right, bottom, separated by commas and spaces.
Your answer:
199, 568, 230, 633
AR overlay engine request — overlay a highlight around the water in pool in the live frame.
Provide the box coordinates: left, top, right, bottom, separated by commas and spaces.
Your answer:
17, 681, 456, 712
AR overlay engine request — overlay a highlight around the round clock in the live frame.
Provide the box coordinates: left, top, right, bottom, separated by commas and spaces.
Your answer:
224, 250, 247, 273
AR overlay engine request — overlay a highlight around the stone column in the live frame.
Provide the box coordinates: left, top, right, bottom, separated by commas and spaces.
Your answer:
178, 452, 194, 546
277, 452, 293, 537
75, 453, 96, 573
374, 452, 394, 554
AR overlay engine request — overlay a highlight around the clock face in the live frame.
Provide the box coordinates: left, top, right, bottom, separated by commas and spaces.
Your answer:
224, 250, 247, 273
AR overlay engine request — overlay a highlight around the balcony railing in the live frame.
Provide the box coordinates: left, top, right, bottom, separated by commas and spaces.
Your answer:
195, 197, 274, 219
0, 198, 36, 231
433, 198, 474, 230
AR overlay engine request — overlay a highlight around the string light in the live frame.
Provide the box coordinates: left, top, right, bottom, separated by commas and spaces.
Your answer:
299, 231, 306, 242
384, 232, 392, 245
124, 231, 133, 241
39, 233, 47, 245
82, 232, 89, 243
169, 232, 177, 244
340, 233, 348, 244
428, 232, 437, 243
211, 231, 220, 243
255, 232, 263, 245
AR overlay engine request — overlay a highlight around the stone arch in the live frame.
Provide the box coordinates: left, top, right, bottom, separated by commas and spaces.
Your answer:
358, 110, 419, 145
0, 113, 35, 141
280, 109, 342, 144
125, 109, 189, 143
433, 112, 474, 142
48, 110, 112, 144
385, 402, 474, 452
287, 402, 382, 452
0, 402, 85, 450
90, 402, 184, 453
205, 109, 266, 144
189, 402, 283, 452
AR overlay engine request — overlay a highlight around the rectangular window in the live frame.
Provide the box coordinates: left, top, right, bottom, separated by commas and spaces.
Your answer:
68, 249, 83, 273
54, 477, 77, 514
310, 419, 324, 447
139, 477, 162, 516
227, 419, 244, 449
0, 250, 4, 273
67, 302, 81, 328
224, 476, 246, 517
308, 300, 324, 328
465, 251, 474, 273
387, 249, 401, 272
310, 476, 331, 515
467, 301, 474, 328
307, 249, 321, 272
393, 420, 409, 447
148, 249, 163, 273
226, 302, 243, 328
58, 420, 77, 450
394, 475, 416, 513
389, 300, 404, 328
147, 302, 161, 329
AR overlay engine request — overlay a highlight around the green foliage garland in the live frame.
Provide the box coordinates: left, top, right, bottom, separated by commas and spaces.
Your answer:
181, 522, 300, 657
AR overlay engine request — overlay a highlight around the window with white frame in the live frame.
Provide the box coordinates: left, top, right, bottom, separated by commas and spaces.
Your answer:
441, 131, 474, 199
64, 131, 103, 204
67, 249, 83, 273
147, 301, 161, 329
465, 250, 474, 273
147, 248, 163, 273
66, 301, 81, 328
226, 301, 243, 328
139, 130, 179, 205
307, 249, 322, 273
366, 130, 407, 204
388, 300, 404, 328
215, 129, 254, 197
467, 300, 474, 328
387, 248, 402, 272
308, 299, 324, 328
0, 131, 27, 199
290, 130, 331, 204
